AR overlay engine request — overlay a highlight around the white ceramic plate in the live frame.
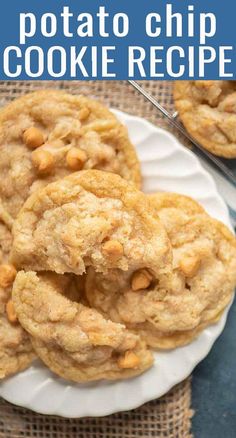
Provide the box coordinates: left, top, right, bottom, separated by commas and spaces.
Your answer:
0, 110, 232, 418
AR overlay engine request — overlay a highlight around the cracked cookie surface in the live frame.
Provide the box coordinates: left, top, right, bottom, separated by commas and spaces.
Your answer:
86, 193, 236, 349
1, 88, 141, 378
12, 170, 172, 276
12, 271, 153, 382
0, 90, 141, 221
174, 81, 236, 158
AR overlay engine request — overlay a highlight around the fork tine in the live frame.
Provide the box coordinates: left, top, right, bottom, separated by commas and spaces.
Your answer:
128, 81, 236, 188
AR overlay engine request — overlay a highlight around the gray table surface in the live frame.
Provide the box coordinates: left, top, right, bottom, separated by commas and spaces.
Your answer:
192, 296, 236, 437
190, 150, 236, 438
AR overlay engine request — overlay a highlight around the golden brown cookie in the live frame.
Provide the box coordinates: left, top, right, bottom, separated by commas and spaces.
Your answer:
0, 219, 35, 379
1, 88, 141, 378
86, 193, 236, 349
11, 170, 172, 276
0, 282, 36, 379
0, 89, 141, 221
174, 81, 236, 158
148, 192, 204, 215
12, 271, 153, 382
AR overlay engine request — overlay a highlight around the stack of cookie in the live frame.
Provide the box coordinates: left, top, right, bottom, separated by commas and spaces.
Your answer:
0, 89, 236, 383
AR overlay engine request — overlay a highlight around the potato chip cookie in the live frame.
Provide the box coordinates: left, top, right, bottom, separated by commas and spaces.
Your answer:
11, 170, 171, 276
86, 193, 236, 349
0, 282, 36, 379
0, 219, 35, 379
1, 88, 140, 378
174, 81, 236, 158
0, 89, 141, 221
148, 192, 204, 216
12, 271, 153, 382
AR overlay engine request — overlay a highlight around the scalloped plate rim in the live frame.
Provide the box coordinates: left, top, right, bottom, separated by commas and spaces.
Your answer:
0, 109, 233, 418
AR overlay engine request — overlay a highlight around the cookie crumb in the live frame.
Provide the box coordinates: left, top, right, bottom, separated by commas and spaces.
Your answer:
102, 240, 124, 259
6, 300, 18, 324
179, 255, 201, 278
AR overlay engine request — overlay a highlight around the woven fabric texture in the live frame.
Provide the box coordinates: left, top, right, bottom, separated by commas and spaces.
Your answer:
0, 80, 193, 438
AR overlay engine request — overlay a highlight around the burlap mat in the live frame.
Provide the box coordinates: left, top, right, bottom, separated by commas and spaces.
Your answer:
0, 80, 193, 438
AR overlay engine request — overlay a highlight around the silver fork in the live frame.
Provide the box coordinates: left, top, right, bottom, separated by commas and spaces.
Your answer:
228, 207, 236, 229
128, 80, 236, 230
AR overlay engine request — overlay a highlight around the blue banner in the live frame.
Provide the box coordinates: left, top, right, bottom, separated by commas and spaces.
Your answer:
0, 0, 235, 80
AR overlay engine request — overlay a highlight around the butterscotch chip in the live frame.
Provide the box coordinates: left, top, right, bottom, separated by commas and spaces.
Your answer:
79, 107, 90, 121
131, 269, 153, 291
66, 148, 87, 170
179, 255, 201, 278
6, 300, 18, 324
32, 149, 54, 174
102, 240, 124, 259
0, 264, 17, 288
117, 351, 141, 369
23, 127, 44, 149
